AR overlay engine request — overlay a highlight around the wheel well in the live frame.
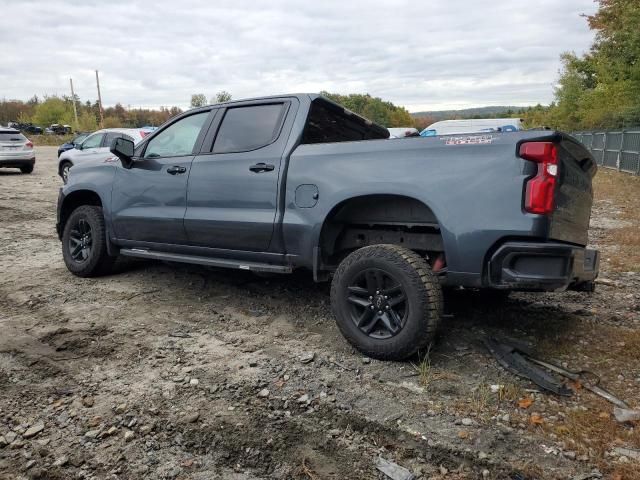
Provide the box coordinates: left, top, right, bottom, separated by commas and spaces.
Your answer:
59, 190, 102, 237
319, 195, 444, 268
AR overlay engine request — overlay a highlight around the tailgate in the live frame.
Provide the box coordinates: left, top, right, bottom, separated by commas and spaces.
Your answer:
549, 135, 597, 246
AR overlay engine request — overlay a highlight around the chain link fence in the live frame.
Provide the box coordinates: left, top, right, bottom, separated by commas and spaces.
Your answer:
571, 130, 640, 175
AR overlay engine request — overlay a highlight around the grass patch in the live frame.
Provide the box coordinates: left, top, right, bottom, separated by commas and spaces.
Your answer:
592, 169, 640, 272
30, 134, 74, 146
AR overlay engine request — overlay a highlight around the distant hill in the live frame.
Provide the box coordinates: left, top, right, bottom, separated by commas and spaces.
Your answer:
411, 106, 526, 121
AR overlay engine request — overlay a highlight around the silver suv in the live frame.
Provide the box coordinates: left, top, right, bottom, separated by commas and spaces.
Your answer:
58, 128, 145, 183
0, 128, 35, 174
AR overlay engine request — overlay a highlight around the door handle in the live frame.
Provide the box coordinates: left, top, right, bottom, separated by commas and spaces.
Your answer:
249, 163, 275, 173
167, 165, 187, 175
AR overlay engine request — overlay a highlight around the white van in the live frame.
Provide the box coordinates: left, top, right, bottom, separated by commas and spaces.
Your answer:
420, 118, 524, 136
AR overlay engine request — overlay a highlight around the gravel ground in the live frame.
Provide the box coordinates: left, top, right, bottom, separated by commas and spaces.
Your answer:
0, 147, 638, 480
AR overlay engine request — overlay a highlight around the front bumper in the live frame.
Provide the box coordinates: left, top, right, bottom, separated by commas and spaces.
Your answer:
488, 241, 599, 292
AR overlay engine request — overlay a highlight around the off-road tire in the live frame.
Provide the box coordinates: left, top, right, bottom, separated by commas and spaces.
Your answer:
331, 244, 443, 361
20, 165, 33, 174
62, 205, 116, 277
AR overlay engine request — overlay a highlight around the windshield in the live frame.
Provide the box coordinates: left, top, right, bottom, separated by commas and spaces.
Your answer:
72, 133, 90, 144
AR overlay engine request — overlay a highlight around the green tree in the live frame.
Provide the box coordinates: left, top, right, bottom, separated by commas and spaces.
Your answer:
190, 93, 207, 108
211, 91, 232, 103
31, 96, 74, 127
320, 92, 414, 127
533, 0, 640, 130
76, 110, 98, 131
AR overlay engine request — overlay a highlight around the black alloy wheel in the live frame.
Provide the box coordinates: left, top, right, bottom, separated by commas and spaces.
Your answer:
68, 218, 93, 263
346, 268, 408, 339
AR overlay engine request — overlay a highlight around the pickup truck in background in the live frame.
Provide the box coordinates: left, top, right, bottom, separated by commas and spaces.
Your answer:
56, 94, 599, 360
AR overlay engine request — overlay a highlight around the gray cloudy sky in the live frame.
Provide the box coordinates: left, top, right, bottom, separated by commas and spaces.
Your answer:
0, 0, 596, 112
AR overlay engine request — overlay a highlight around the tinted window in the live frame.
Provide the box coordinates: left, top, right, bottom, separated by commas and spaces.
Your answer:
82, 133, 104, 149
145, 112, 209, 158
0, 132, 26, 142
302, 98, 389, 144
213, 104, 284, 154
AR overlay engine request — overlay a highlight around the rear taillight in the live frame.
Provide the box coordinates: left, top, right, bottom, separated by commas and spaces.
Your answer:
520, 142, 558, 215
25, 141, 33, 149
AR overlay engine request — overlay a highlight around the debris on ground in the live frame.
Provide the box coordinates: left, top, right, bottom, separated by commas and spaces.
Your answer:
613, 407, 640, 423
375, 456, 416, 480
613, 447, 640, 461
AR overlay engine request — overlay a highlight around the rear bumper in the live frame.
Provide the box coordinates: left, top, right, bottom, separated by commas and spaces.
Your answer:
0, 156, 35, 168
488, 241, 599, 292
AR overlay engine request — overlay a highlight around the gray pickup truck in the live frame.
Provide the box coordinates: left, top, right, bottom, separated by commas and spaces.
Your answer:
56, 94, 599, 360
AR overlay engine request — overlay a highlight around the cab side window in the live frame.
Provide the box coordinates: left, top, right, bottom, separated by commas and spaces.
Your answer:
213, 104, 285, 154
144, 112, 209, 158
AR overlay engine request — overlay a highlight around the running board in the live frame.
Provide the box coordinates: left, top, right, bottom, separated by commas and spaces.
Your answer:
119, 248, 292, 273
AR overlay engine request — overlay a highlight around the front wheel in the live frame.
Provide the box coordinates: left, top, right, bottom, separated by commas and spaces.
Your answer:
60, 162, 72, 183
330, 245, 442, 361
61, 205, 116, 277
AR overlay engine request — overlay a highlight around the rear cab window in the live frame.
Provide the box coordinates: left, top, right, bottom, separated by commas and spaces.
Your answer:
213, 104, 286, 153
301, 97, 389, 144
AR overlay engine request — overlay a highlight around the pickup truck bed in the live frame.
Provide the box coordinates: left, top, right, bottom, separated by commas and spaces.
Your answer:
56, 94, 599, 360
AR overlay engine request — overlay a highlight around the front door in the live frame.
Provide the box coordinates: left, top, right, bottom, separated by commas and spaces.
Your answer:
75, 131, 106, 161
185, 100, 296, 252
111, 111, 212, 244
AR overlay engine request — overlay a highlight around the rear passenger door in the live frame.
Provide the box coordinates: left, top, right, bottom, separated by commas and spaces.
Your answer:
185, 99, 297, 252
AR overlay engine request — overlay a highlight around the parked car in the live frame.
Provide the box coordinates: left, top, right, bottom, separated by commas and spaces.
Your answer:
58, 132, 91, 158
388, 127, 419, 138
57, 128, 145, 183
45, 124, 73, 135
420, 118, 524, 136
56, 94, 598, 360
8, 122, 43, 135
0, 128, 35, 173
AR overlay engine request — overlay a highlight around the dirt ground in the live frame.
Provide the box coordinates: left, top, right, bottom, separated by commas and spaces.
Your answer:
1, 147, 639, 480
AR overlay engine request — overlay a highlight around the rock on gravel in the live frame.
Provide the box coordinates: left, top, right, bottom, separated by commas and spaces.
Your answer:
299, 352, 315, 364
23, 422, 44, 438
257, 388, 270, 398
84, 429, 101, 439
53, 456, 68, 467
182, 412, 200, 424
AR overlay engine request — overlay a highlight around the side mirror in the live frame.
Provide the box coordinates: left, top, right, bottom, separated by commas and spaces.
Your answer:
110, 137, 135, 168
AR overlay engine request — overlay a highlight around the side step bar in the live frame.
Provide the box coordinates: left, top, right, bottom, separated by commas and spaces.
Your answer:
119, 248, 293, 274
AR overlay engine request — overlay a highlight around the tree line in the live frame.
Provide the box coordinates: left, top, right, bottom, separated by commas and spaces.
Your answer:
0, 94, 182, 132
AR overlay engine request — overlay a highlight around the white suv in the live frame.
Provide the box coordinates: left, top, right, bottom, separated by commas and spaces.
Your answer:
58, 128, 146, 183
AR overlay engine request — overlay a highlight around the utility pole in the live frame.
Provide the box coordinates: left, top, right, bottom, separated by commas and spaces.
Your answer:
95, 70, 104, 128
69, 78, 79, 128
